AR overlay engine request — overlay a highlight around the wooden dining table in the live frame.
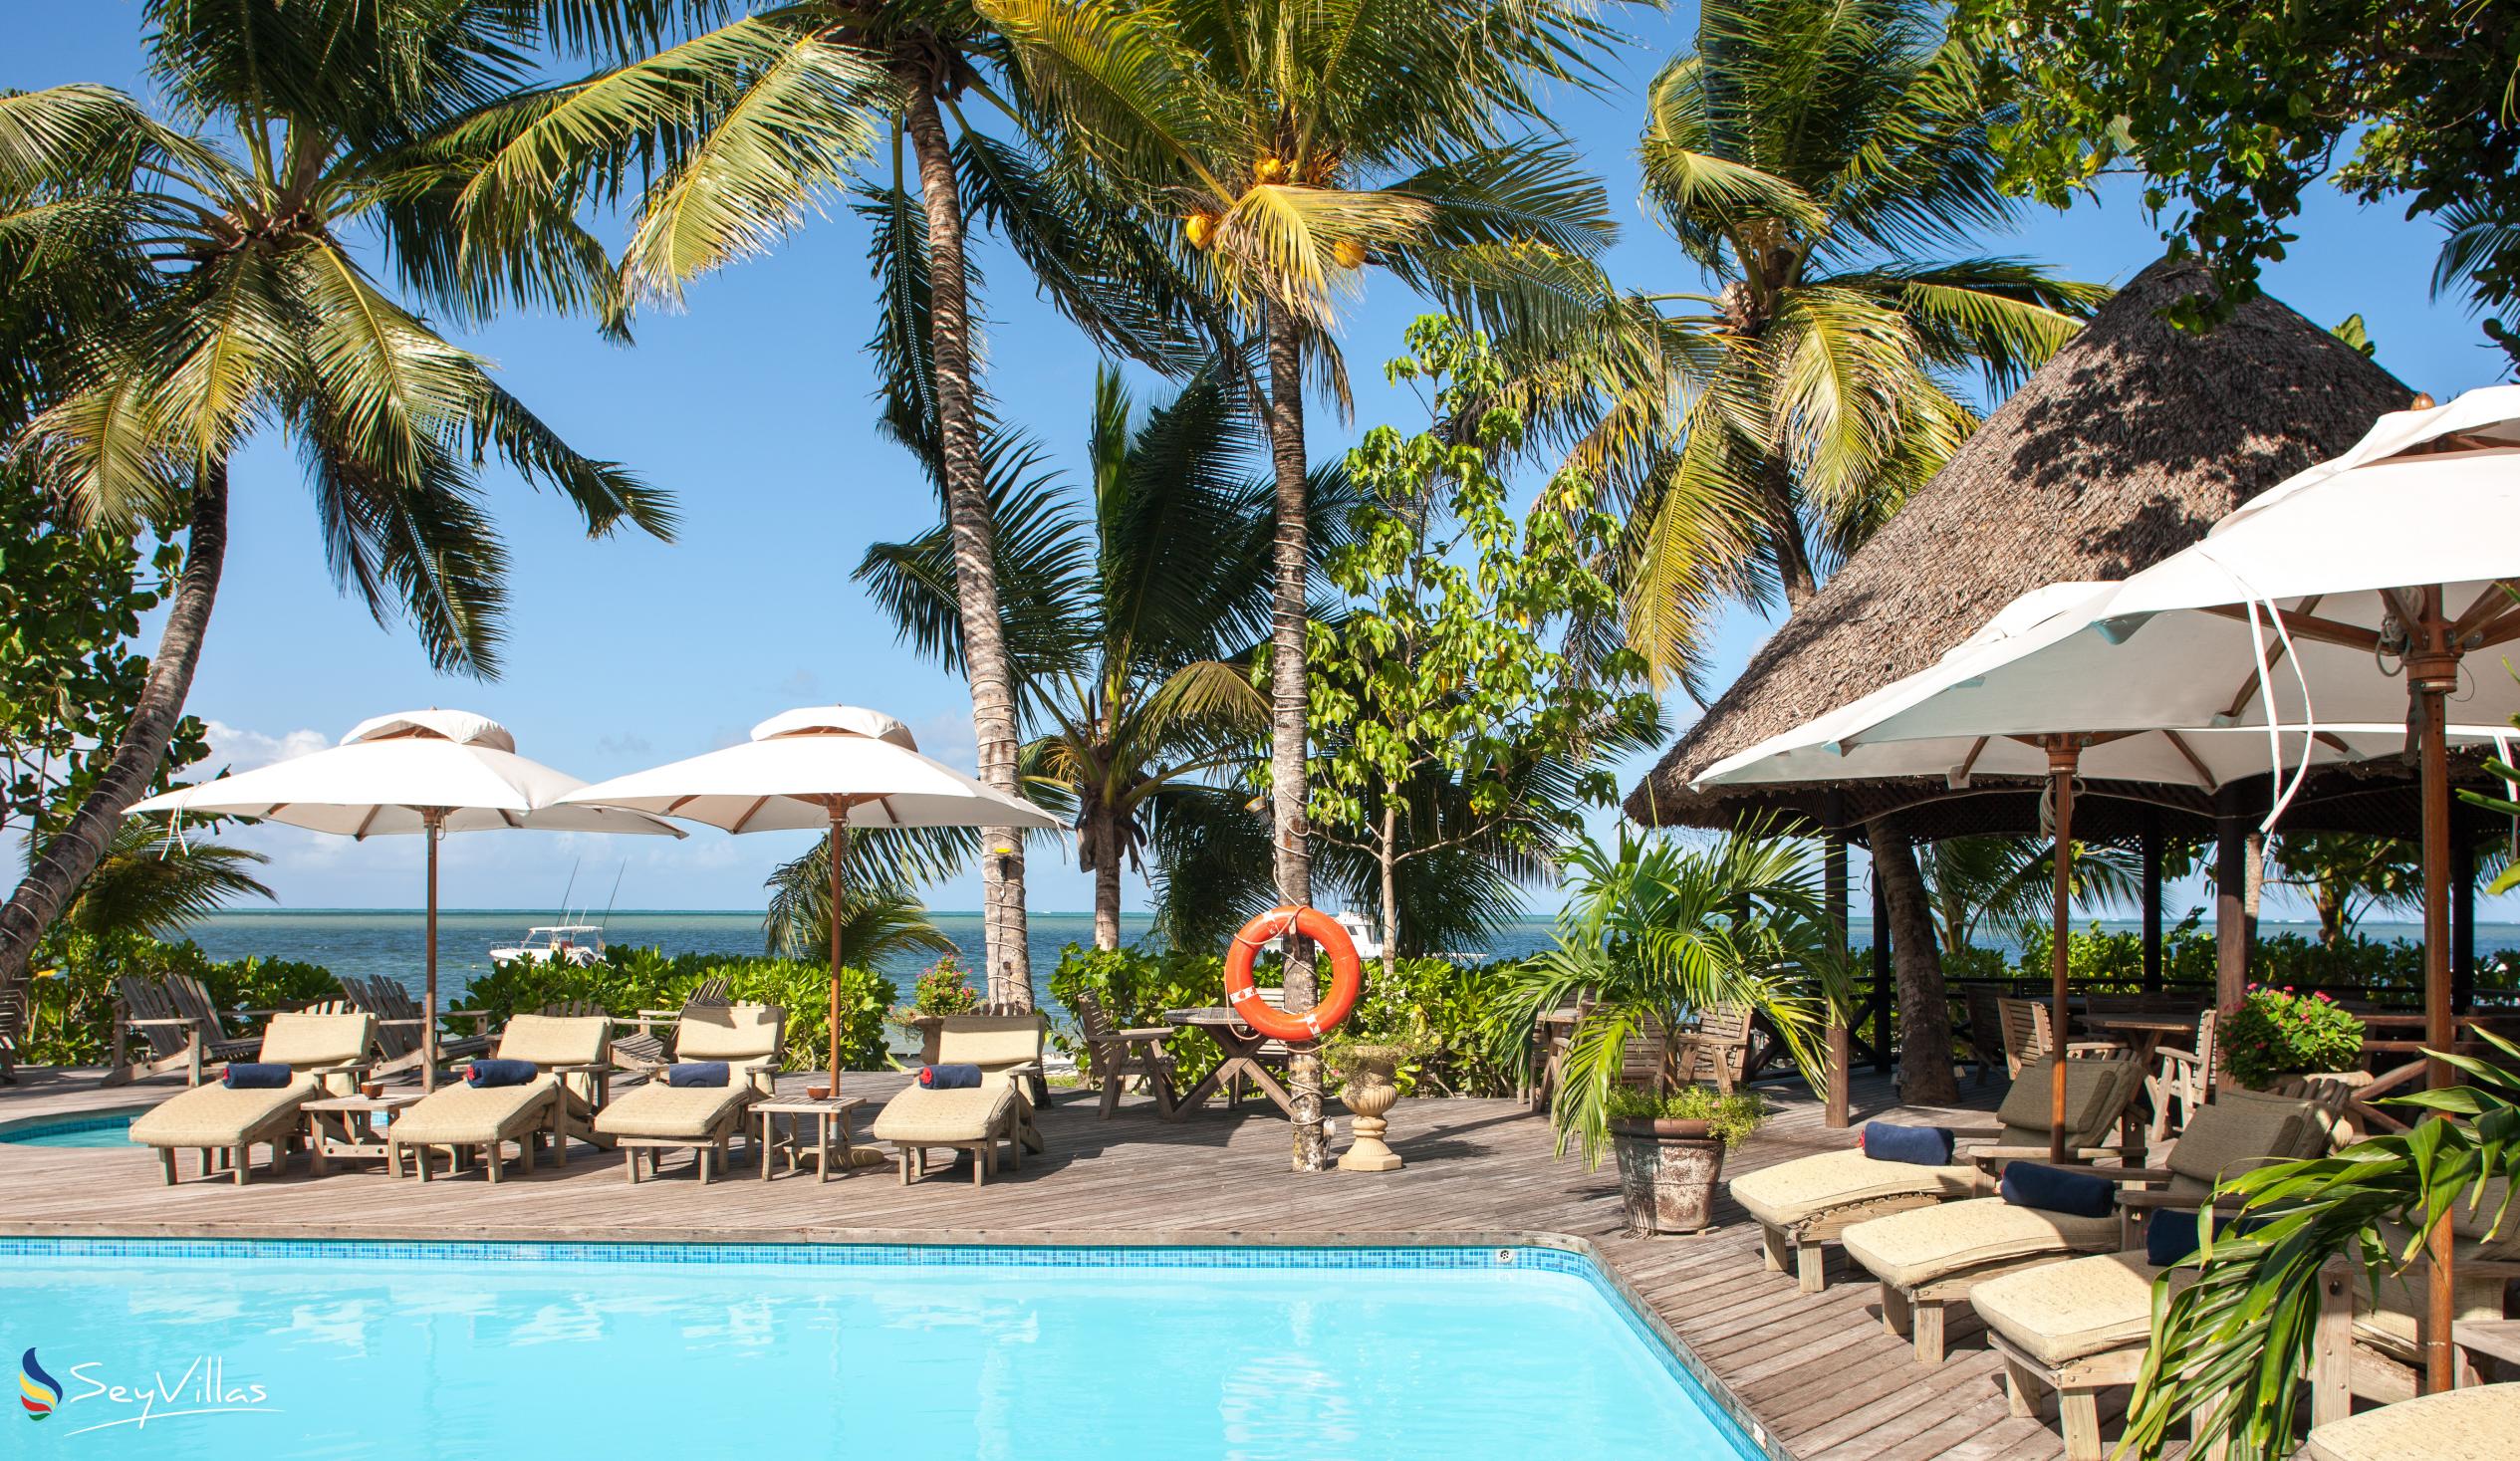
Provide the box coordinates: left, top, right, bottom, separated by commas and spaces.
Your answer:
2080, 1013, 2198, 1068
1160, 1007, 1296, 1119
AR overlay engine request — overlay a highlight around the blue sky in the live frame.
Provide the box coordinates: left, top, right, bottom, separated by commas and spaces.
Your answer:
8, 2, 2515, 921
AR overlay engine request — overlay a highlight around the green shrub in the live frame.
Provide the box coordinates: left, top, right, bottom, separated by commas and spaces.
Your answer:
1046, 943, 1532, 1096
1603, 1084, 1768, 1149
22, 927, 335, 1066
2221, 984, 2365, 1088
893, 955, 981, 1024
455, 945, 894, 1072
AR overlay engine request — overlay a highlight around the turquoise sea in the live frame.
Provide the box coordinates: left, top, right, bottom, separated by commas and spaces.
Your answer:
173, 908, 2510, 1010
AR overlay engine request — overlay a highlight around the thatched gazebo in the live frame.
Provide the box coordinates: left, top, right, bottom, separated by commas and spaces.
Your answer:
1623, 256, 2479, 1111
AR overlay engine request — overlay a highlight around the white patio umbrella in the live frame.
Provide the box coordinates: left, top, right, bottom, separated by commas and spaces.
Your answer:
128, 710, 686, 1089
556, 705, 1061, 1091
1700, 384, 2520, 1390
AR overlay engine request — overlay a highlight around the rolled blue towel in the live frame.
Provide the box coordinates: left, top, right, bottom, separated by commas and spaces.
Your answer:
1999, 1161, 2117, 1218
222, 1063, 292, 1089
1861, 1121, 1955, 1165
2143, 1207, 2263, 1267
665, 1062, 730, 1088
918, 1064, 982, 1090
464, 1059, 539, 1088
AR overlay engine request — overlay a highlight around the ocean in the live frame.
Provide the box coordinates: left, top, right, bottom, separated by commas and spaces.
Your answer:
174, 909, 2516, 1011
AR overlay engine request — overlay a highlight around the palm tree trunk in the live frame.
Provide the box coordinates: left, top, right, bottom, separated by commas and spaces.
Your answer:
901, 71, 1030, 1010
1868, 816, 1960, 1104
0, 461, 229, 989
1090, 805, 1123, 951
1762, 454, 1818, 608
1261, 303, 1326, 1172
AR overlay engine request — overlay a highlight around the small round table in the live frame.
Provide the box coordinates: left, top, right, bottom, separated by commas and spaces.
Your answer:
753, 1096, 869, 1181
1159, 1007, 1297, 1120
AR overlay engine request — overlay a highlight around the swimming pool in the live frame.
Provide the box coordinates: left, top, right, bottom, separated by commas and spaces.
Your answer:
0, 1239, 1766, 1459
0, 1109, 146, 1148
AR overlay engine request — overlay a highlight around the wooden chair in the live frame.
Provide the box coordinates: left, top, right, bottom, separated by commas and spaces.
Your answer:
106, 975, 260, 1086
1958, 984, 2008, 1085
1996, 997, 2116, 1079
1071, 991, 1176, 1118
2144, 1006, 2219, 1144
1525, 996, 1590, 1112
1673, 1004, 1755, 1094
340, 974, 494, 1075
611, 975, 733, 1073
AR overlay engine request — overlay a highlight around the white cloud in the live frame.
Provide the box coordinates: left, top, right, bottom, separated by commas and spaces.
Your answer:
200, 720, 330, 775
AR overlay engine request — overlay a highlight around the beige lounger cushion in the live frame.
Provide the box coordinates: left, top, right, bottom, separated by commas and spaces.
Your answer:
873, 1085, 1015, 1144
595, 1081, 753, 1139
1841, 1196, 2121, 1290
933, 1015, 1042, 1069
1972, 1251, 2174, 1366
256, 1011, 375, 1068
387, 1077, 560, 1143
1731, 1148, 1980, 1228
129, 1076, 321, 1147
670, 1004, 781, 1063
493, 1014, 610, 1067
2303, 1381, 2520, 1461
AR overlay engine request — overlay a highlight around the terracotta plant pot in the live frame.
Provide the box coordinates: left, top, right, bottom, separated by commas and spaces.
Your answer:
1610, 1117, 1726, 1235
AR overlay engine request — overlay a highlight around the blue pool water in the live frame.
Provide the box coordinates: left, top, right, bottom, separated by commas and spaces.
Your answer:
0, 1111, 145, 1147
0, 1241, 1761, 1459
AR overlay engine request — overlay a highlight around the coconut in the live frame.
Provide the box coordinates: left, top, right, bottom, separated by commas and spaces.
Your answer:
1333, 238, 1368, 270
1183, 213, 1217, 250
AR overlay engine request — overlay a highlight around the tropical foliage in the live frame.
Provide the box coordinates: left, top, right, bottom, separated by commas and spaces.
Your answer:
462, 944, 895, 1073
2220, 984, 2366, 1089
0, 1, 671, 987
1522, 0, 2104, 692
1955, 0, 2520, 364
17, 928, 333, 1068
1918, 836, 2139, 955
1603, 1083, 1769, 1149
1310, 319, 1660, 974
2121, 1032, 2520, 1458
1495, 828, 1846, 1167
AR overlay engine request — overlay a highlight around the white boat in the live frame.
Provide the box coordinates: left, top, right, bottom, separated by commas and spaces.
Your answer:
488, 924, 606, 968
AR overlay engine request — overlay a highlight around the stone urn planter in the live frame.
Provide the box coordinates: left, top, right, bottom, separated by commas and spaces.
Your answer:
1611, 1117, 1726, 1234
1337, 1044, 1407, 1172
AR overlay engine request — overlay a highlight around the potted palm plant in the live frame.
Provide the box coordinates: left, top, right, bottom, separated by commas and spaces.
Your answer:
1496, 824, 1846, 1234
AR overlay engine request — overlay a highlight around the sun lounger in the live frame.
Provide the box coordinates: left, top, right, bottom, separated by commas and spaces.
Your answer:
106, 974, 263, 1086
126, 1010, 376, 1186
872, 1082, 1021, 1186
384, 1013, 614, 1182
1843, 1086, 2334, 1365
609, 975, 733, 1074
596, 1004, 782, 1183
1730, 1053, 2145, 1293
2303, 1381, 2520, 1461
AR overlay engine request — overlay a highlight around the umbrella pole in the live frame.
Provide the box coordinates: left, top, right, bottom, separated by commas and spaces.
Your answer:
829, 807, 847, 1096
2046, 740, 2081, 1163
2409, 586, 2461, 1393
423, 810, 442, 1094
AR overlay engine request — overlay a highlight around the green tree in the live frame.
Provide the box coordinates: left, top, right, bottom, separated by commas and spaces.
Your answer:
445, 3, 1218, 1011
0, 6, 671, 991
860, 363, 1353, 951
1493, 827, 1843, 1167
1531, 0, 2103, 694
55, 820, 272, 941
1918, 835, 2140, 955
2261, 834, 2421, 948
760, 832, 961, 968
984, 0, 1625, 1170
1311, 319, 1658, 979
1954, 0, 2520, 362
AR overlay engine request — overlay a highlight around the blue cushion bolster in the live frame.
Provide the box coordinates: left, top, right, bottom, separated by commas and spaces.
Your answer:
222, 1063, 292, 1089
919, 1064, 982, 1090
464, 1059, 539, 1088
1999, 1162, 2118, 1218
1862, 1121, 1956, 1165
665, 1062, 730, 1088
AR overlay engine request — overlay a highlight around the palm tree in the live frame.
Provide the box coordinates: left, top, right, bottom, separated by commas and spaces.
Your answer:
861, 363, 1343, 951
440, 5, 1219, 1011
1530, 0, 2106, 696
56, 821, 272, 940
1493, 826, 1846, 1166
1918, 836, 2140, 957
982, 0, 1623, 1167
760, 832, 960, 967
0, 4, 671, 989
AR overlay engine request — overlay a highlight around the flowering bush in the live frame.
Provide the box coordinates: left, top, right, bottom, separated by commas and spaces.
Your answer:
2221, 984, 2364, 1088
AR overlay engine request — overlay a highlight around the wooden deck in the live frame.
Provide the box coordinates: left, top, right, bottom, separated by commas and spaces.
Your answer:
0, 1066, 2109, 1459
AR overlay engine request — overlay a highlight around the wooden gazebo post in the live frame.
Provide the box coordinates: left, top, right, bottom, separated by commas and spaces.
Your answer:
1823, 789, 1851, 1127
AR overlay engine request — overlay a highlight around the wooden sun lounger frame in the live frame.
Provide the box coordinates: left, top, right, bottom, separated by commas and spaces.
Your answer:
107, 974, 274, 1086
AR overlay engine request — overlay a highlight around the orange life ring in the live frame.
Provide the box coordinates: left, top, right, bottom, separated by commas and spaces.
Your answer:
1223, 905, 1362, 1042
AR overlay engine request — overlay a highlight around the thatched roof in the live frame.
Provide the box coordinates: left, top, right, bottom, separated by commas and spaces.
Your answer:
1626, 255, 2447, 844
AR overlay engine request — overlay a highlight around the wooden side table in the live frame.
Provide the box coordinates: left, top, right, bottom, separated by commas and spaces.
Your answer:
754, 1096, 869, 1181
304, 1093, 425, 1175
